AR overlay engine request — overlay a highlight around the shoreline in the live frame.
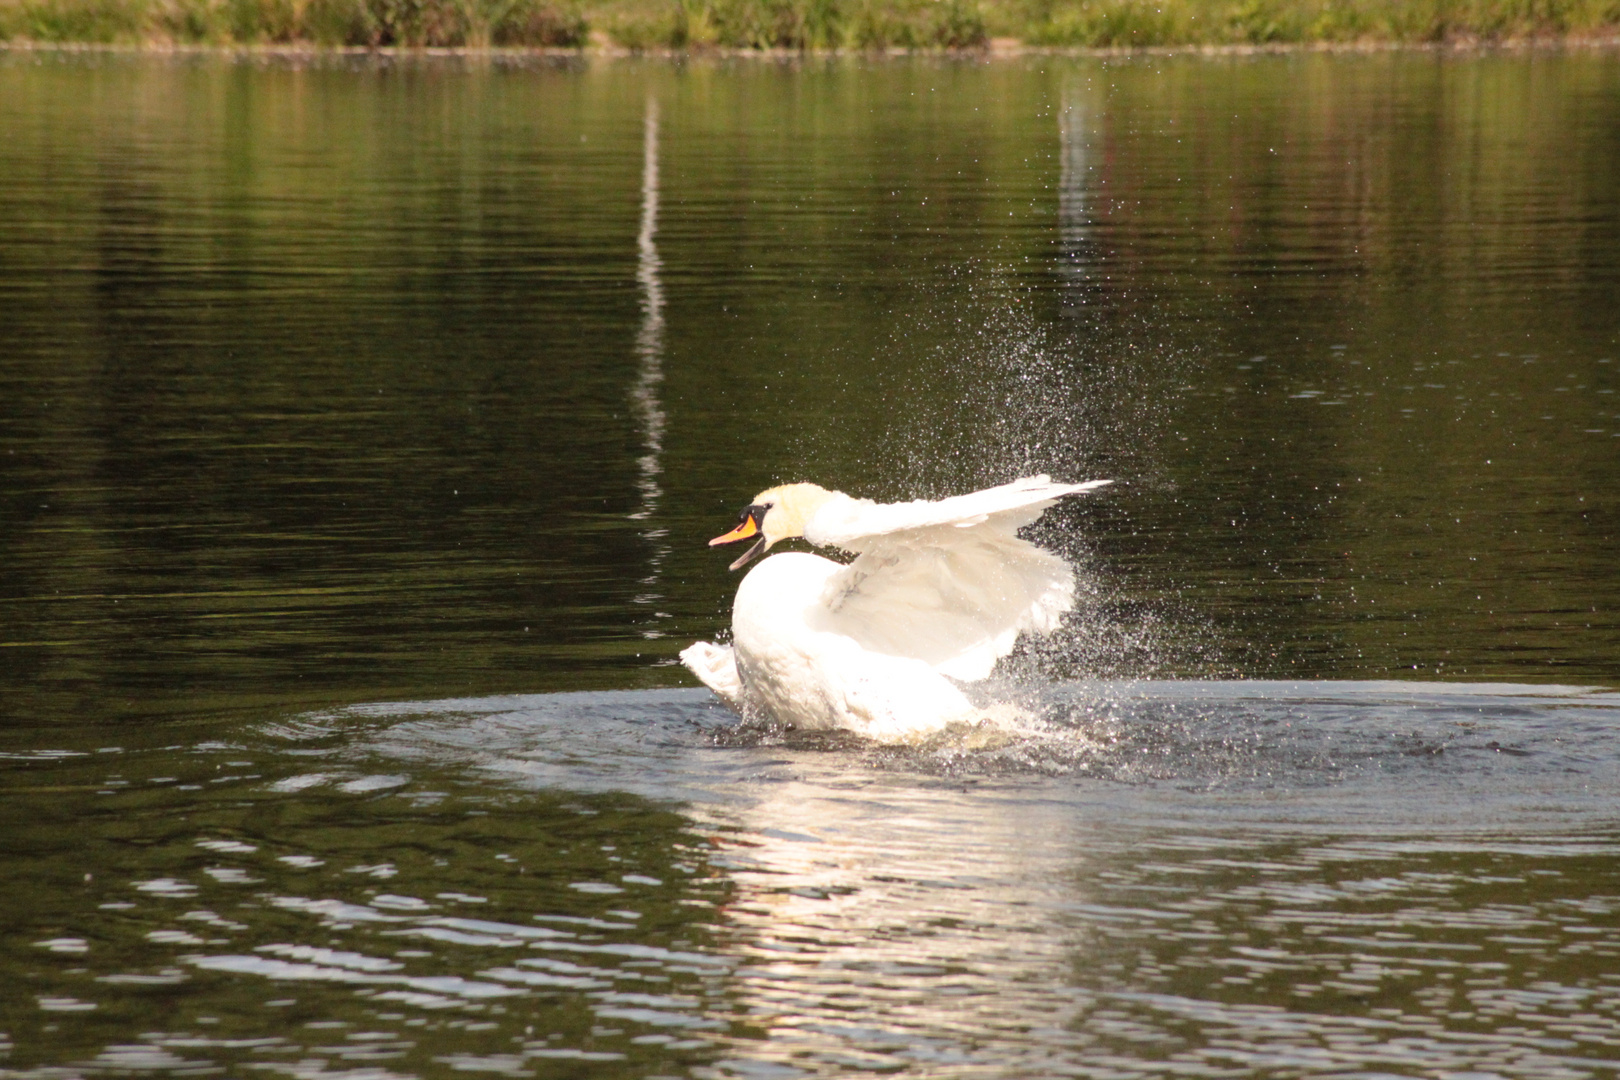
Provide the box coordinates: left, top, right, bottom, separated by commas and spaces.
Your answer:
5, 33, 1620, 59
6, 0, 1620, 58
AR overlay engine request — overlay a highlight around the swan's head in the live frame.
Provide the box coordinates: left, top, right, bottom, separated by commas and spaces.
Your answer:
708, 482, 834, 570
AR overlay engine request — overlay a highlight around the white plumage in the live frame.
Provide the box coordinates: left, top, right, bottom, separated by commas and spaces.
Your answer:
680, 475, 1112, 742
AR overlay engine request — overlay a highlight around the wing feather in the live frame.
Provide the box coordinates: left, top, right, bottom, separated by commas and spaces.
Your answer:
805, 475, 1111, 548
802, 476, 1110, 682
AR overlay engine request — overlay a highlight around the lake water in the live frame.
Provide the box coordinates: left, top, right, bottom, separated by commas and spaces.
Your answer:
1, 47, 1618, 1079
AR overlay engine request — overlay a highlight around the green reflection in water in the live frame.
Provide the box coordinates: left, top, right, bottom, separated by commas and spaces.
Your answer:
0, 51, 1617, 737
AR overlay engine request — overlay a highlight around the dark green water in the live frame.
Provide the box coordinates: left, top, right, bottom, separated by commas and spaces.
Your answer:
1, 48, 1618, 1079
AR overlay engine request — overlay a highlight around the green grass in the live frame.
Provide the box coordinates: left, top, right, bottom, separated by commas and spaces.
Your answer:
0, 0, 589, 44
1, 0, 1617, 48
998, 0, 1620, 47
596, 0, 986, 49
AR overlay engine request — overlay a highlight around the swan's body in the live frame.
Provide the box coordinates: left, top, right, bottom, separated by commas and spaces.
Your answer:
680, 475, 1112, 742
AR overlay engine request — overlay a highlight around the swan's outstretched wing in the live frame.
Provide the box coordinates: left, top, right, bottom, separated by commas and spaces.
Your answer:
805, 475, 1112, 549
805, 476, 1111, 681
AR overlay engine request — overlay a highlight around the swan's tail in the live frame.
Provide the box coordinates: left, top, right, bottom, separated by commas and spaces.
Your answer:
680, 641, 746, 713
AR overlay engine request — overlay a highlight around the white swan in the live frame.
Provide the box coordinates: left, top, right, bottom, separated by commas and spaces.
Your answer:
680, 474, 1112, 742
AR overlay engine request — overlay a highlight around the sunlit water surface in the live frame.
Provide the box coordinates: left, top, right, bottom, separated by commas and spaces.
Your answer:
4, 683, 1620, 1077
2, 48, 1619, 1079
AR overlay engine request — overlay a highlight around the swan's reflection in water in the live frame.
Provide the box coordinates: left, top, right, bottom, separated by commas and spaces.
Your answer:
666, 680, 1620, 1076
695, 776, 1097, 1072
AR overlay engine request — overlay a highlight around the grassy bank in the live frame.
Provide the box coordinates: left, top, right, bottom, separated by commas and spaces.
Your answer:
2, 0, 1618, 50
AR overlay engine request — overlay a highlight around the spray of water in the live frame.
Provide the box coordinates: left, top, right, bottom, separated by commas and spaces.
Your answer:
775, 264, 1227, 700
711, 83, 1239, 741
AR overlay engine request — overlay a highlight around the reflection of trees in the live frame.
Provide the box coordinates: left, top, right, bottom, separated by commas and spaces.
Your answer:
0, 60, 658, 718
2, 53, 1616, 712
1051, 55, 1620, 678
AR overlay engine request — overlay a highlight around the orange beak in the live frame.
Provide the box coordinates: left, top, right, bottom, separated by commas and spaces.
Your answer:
709, 504, 770, 570
709, 511, 761, 548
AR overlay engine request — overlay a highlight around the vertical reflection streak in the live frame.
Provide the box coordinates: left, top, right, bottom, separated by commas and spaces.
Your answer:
630, 97, 668, 636
1059, 89, 1095, 288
